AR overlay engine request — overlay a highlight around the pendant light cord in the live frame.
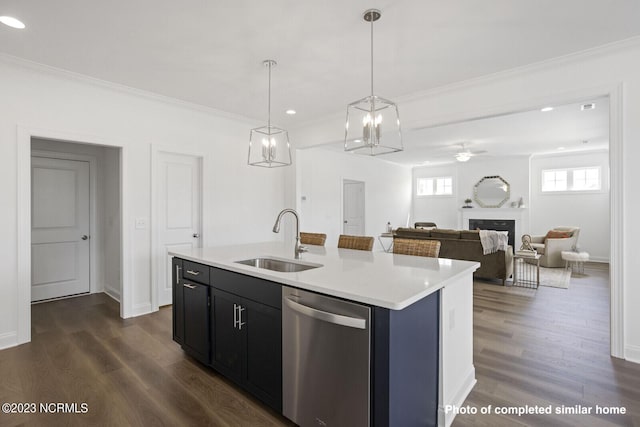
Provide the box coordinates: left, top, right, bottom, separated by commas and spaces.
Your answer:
370, 12, 374, 97
268, 61, 272, 129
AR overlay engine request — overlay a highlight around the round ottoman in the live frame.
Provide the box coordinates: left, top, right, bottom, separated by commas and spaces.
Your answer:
561, 251, 589, 274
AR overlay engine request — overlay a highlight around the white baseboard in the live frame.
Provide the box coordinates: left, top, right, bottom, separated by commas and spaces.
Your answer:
625, 345, 640, 364
0, 331, 18, 350
438, 366, 477, 427
588, 257, 610, 263
130, 302, 152, 317
104, 285, 120, 302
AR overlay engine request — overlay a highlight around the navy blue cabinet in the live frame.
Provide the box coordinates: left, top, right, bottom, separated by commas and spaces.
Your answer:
172, 259, 282, 412
172, 257, 439, 425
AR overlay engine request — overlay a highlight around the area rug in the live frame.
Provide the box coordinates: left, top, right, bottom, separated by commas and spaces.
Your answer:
538, 266, 571, 289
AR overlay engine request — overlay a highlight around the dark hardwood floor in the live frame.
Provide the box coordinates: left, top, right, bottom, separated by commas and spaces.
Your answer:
0, 263, 638, 426
0, 294, 293, 427
454, 263, 640, 427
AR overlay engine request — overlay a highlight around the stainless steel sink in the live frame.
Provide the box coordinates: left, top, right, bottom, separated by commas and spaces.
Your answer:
235, 257, 322, 273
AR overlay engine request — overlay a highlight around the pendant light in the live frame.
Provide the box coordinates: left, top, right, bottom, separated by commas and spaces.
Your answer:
248, 60, 292, 167
345, 9, 402, 156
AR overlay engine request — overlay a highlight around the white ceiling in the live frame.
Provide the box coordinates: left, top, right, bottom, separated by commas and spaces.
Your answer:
318, 97, 610, 165
392, 97, 610, 165
0, 0, 638, 130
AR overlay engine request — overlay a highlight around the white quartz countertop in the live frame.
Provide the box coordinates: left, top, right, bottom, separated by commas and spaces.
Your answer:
169, 242, 479, 310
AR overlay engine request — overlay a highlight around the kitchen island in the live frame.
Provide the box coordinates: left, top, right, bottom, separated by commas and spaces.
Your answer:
170, 242, 479, 427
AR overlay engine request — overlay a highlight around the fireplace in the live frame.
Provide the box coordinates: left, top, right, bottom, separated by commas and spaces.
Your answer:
469, 219, 516, 248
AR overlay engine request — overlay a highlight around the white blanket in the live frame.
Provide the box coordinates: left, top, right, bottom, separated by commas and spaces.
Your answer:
478, 230, 509, 255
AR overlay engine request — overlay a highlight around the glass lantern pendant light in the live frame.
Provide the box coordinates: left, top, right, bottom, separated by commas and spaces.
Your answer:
248, 60, 292, 167
345, 9, 403, 156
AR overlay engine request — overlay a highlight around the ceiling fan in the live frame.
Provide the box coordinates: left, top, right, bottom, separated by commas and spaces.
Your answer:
455, 143, 486, 162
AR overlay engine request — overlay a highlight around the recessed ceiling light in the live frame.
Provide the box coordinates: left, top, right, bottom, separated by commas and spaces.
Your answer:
354, 139, 362, 143
285, 109, 296, 115
0, 16, 25, 29
581, 103, 596, 111
540, 107, 554, 112
557, 146, 565, 150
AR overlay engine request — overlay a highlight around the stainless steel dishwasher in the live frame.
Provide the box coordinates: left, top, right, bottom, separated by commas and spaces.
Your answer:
282, 286, 371, 427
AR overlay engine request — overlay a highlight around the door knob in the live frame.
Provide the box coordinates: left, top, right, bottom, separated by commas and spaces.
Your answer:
81, 235, 89, 240
343, 220, 348, 224
193, 233, 200, 238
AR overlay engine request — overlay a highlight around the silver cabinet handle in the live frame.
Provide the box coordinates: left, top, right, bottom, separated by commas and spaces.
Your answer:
175, 265, 181, 285
193, 233, 200, 238
233, 304, 246, 330
183, 283, 197, 289
233, 303, 238, 328
285, 297, 366, 329
237, 306, 246, 330
186, 270, 200, 276
81, 235, 89, 240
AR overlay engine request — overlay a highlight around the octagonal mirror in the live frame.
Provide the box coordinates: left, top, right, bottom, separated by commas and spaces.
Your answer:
473, 175, 510, 208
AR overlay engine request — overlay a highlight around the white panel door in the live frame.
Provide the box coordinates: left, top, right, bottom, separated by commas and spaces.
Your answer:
343, 180, 365, 235
31, 157, 90, 301
157, 152, 202, 306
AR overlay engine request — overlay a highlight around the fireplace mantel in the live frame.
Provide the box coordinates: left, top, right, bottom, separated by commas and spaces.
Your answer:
458, 208, 529, 247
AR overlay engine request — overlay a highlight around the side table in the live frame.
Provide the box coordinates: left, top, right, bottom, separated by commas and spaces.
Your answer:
513, 253, 541, 289
378, 232, 394, 253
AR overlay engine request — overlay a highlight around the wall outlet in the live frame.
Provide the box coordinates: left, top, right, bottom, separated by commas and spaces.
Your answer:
135, 217, 147, 229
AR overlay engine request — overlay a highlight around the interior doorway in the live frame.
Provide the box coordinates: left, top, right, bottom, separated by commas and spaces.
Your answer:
31, 155, 90, 301
154, 151, 203, 307
30, 138, 122, 304
343, 180, 365, 235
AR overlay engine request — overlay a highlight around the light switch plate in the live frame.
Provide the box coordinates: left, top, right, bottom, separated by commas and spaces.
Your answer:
135, 217, 147, 229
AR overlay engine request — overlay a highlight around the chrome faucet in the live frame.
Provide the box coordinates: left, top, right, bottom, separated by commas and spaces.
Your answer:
272, 208, 307, 259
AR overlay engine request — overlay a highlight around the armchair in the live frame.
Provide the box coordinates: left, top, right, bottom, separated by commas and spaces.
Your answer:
529, 226, 580, 268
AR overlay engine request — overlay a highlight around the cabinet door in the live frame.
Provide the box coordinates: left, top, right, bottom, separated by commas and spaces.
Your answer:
172, 258, 184, 345
211, 288, 243, 382
243, 298, 282, 411
182, 281, 210, 364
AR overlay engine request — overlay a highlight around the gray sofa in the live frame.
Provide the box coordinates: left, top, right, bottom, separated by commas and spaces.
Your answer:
394, 228, 514, 285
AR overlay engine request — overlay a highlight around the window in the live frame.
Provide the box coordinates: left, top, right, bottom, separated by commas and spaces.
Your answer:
417, 177, 453, 196
541, 167, 601, 192
542, 170, 567, 192
572, 168, 600, 190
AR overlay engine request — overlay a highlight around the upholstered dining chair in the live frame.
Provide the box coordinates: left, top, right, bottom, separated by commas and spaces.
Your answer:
300, 232, 327, 246
337, 234, 374, 251
393, 238, 441, 258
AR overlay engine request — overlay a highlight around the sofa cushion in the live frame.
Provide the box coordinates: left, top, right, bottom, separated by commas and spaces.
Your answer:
460, 230, 480, 241
546, 230, 571, 240
394, 227, 431, 238
431, 229, 461, 239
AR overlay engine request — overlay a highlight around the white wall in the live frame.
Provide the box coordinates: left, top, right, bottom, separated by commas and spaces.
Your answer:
296, 148, 412, 251
31, 138, 122, 299
290, 39, 640, 362
530, 150, 610, 262
104, 147, 121, 299
412, 156, 530, 230
0, 57, 285, 349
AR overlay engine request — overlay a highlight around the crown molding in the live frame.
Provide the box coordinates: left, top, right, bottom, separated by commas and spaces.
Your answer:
397, 35, 640, 105
0, 52, 260, 126
291, 35, 640, 132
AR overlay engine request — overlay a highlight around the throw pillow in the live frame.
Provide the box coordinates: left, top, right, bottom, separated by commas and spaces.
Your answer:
546, 230, 571, 239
